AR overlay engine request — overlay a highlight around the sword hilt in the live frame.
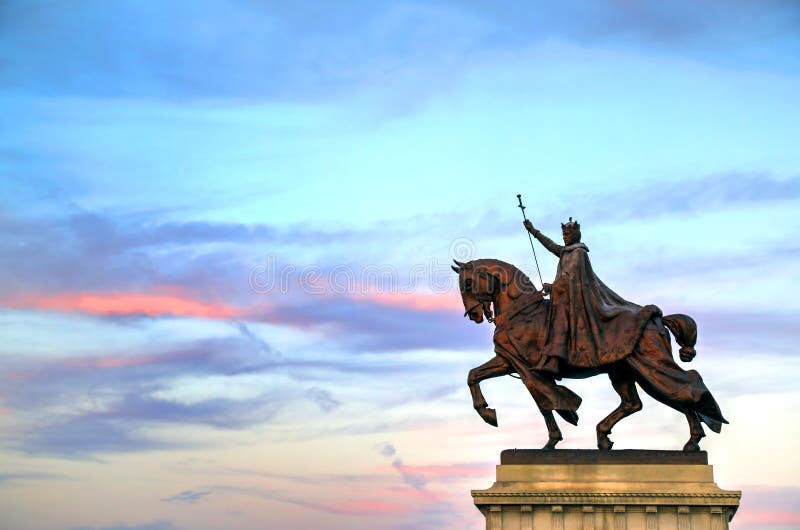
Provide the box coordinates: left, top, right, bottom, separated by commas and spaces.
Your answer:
517, 194, 528, 220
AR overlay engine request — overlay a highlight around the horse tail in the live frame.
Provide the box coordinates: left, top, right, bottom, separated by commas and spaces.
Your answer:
663, 313, 697, 362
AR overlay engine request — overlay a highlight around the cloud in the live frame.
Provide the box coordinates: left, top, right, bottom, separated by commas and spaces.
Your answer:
15, 411, 180, 458
388, 462, 492, 482
734, 486, 800, 529
246, 297, 486, 353
1, 327, 281, 408
0, 322, 288, 457
210, 484, 410, 516
0, 0, 496, 103
162, 490, 211, 503
0, 209, 469, 342
391, 458, 428, 490
8, 388, 285, 458
302, 498, 410, 516
234, 321, 275, 356
0, 471, 64, 485
500, 172, 800, 235
8, 291, 241, 319
377, 442, 397, 457
0, 209, 359, 300
690, 308, 800, 357
595, 171, 800, 221
375, 442, 429, 491
306, 387, 341, 413
0, 308, 478, 458
450, 1, 800, 72
0, 208, 476, 354
3, 0, 798, 105
71, 521, 180, 530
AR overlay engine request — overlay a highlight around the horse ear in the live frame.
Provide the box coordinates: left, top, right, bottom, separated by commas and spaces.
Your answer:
451, 265, 460, 273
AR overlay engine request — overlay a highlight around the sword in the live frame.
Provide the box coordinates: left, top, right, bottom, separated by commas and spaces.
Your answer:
516, 194, 544, 289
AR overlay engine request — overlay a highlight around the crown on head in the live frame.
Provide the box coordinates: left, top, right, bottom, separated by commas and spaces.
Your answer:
561, 217, 580, 231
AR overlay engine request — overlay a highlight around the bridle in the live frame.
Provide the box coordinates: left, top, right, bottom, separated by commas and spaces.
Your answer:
462, 273, 545, 326
463, 301, 484, 318
463, 291, 496, 324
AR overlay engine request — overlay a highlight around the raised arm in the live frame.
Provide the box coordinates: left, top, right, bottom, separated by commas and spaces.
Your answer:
523, 220, 563, 257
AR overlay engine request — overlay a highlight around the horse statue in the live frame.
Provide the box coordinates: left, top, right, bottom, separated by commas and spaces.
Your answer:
452, 258, 727, 451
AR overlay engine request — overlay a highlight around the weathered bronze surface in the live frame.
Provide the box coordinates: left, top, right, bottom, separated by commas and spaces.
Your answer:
453, 218, 728, 451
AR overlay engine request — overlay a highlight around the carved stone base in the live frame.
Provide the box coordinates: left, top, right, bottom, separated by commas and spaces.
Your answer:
472, 450, 740, 530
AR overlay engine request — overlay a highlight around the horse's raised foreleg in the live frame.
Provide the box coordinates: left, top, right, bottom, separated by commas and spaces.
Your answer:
683, 411, 706, 452
468, 355, 512, 427
596, 369, 642, 450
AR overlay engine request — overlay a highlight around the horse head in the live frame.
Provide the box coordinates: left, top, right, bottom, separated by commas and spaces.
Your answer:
452, 258, 539, 324
452, 259, 493, 323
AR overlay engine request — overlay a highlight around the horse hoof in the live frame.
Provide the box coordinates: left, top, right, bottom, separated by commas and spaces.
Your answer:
480, 407, 498, 427
682, 440, 701, 452
597, 435, 614, 451
543, 436, 562, 450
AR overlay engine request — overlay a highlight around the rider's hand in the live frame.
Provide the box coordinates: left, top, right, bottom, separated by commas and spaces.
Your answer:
523, 219, 536, 233
542, 283, 552, 294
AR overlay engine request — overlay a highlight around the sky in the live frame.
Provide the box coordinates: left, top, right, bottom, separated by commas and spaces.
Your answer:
1, 1, 799, 529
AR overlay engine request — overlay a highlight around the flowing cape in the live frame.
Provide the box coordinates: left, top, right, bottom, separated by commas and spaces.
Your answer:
541, 243, 660, 368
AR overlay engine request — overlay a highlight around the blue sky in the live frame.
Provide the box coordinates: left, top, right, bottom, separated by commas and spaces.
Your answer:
1, 2, 799, 529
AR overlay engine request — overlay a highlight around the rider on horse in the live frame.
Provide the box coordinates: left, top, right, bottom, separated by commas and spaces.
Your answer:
523, 217, 661, 376
455, 216, 728, 450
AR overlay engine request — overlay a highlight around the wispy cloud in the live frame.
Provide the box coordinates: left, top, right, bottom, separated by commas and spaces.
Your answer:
0, 471, 64, 485
72, 522, 181, 530
377, 442, 397, 458
374, 441, 440, 491
15, 410, 181, 458
389, 462, 492, 482
734, 485, 800, 529
505, 172, 800, 235
7, 291, 242, 319
161, 490, 211, 503
391, 458, 428, 490
1, 3, 798, 529
210, 483, 410, 516
306, 387, 341, 413
0, 322, 286, 457
246, 298, 484, 352
588, 171, 800, 222
2, 0, 797, 105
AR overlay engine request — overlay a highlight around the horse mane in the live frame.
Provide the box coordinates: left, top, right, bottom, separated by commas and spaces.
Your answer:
467, 258, 538, 299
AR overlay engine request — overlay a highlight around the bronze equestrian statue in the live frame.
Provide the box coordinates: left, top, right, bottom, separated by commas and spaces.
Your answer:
452, 217, 727, 451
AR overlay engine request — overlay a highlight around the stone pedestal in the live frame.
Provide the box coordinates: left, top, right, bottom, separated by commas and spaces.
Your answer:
472, 450, 740, 530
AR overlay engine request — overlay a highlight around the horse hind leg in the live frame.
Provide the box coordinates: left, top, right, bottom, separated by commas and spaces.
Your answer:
542, 410, 563, 450
596, 370, 642, 450
683, 411, 706, 452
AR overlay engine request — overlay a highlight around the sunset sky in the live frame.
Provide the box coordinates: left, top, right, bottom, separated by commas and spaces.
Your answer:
1, 1, 799, 529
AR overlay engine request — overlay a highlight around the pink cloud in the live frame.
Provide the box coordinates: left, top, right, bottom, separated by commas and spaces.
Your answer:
65, 355, 158, 370
302, 498, 409, 515
352, 291, 461, 312
3, 291, 242, 319
735, 510, 800, 527
397, 462, 493, 480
